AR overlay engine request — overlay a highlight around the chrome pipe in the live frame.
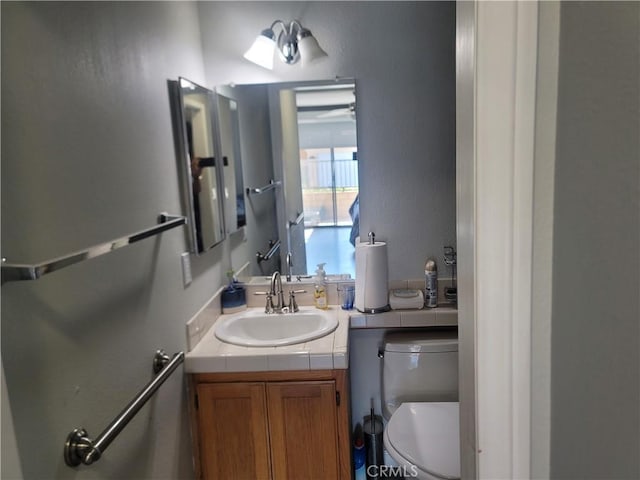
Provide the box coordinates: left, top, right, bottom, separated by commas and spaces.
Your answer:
285, 251, 293, 282
64, 351, 184, 467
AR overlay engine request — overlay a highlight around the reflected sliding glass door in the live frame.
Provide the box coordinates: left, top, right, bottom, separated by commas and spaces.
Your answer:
300, 146, 358, 227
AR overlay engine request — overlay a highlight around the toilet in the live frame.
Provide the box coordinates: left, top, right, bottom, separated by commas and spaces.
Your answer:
381, 330, 460, 480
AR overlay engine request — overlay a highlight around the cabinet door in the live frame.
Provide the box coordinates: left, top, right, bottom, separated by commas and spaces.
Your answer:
197, 382, 271, 480
267, 381, 339, 480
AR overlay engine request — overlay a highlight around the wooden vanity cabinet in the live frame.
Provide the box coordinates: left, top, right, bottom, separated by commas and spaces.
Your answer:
189, 369, 352, 480
195, 382, 271, 479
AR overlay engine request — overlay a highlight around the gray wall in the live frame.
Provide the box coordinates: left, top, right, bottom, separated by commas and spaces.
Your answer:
197, 1, 457, 281
1, 2, 222, 478
550, 2, 640, 478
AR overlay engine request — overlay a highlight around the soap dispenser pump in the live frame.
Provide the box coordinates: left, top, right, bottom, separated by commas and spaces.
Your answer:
313, 263, 328, 310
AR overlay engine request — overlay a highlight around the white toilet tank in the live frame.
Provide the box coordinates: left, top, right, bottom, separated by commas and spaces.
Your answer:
382, 330, 459, 419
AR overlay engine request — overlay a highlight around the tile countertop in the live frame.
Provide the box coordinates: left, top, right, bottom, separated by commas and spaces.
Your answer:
184, 295, 457, 374
349, 305, 458, 329
185, 306, 351, 373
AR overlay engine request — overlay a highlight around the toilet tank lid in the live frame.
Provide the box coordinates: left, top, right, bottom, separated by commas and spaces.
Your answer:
384, 331, 458, 353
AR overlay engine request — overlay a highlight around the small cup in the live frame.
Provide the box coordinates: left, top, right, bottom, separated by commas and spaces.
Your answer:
340, 285, 355, 310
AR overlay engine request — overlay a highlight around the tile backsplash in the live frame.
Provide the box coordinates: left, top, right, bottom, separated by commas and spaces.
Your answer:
185, 287, 224, 351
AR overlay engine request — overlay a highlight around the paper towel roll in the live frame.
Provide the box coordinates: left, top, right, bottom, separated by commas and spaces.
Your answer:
355, 240, 389, 312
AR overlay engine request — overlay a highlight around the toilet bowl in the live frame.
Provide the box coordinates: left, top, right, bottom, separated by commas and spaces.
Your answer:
383, 402, 460, 480
380, 331, 460, 480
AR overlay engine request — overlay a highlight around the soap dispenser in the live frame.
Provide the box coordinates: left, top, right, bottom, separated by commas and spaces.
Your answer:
313, 263, 328, 310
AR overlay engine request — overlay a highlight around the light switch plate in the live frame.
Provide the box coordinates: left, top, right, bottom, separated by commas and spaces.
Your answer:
181, 252, 192, 287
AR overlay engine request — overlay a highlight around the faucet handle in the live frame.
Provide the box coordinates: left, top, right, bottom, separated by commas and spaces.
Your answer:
288, 289, 306, 313
288, 291, 299, 313
264, 294, 275, 314
254, 291, 275, 314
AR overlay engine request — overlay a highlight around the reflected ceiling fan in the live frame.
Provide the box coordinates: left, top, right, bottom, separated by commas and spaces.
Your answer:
316, 101, 356, 119
296, 86, 356, 121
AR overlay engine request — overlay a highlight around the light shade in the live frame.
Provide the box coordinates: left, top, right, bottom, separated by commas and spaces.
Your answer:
244, 21, 328, 69
297, 30, 328, 67
243, 30, 276, 70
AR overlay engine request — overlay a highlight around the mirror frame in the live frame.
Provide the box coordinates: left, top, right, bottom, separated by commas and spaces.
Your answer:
169, 77, 226, 254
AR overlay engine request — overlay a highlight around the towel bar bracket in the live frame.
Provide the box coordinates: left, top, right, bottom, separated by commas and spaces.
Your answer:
153, 349, 171, 374
64, 429, 96, 466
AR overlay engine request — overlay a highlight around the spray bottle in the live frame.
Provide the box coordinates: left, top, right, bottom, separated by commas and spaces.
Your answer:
425, 259, 438, 308
313, 263, 328, 310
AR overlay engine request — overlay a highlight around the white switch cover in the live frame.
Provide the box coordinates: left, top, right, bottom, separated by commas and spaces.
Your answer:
181, 252, 192, 287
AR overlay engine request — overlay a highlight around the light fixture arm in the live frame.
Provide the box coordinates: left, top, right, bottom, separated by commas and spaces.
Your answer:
267, 19, 306, 65
268, 19, 304, 35
289, 20, 304, 34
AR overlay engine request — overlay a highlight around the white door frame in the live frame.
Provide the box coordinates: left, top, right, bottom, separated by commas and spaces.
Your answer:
457, 1, 547, 478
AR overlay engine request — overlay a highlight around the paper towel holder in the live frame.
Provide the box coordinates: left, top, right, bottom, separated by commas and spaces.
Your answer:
356, 231, 391, 314
357, 305, 391, 314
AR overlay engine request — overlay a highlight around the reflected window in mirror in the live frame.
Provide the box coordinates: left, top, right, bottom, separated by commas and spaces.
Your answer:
296, 85, 358, 277
225, 79, 358, 279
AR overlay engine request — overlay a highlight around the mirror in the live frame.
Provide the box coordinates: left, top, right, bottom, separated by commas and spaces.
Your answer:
215, 89, 246, 235
231, 79, 358, 278
169, 78, 225, 254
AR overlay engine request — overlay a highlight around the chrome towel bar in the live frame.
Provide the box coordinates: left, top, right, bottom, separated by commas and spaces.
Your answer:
1, 213, 186, 284
64, 350, 184, 467
256, 239, 281, 264
288, 211, 304, 227
246, 179, 281, 195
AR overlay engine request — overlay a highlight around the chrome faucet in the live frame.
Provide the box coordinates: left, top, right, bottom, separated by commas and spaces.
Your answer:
285, 251, 293, 282
255, 271, 305, 314
270, 271, 286, 313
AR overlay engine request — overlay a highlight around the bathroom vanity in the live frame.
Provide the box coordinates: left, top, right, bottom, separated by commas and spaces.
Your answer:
185, 305, 352, 480
183, 277, 458, 480
188, 369, 351, 480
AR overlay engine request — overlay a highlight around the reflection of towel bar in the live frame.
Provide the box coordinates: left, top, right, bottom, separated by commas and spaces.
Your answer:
288, 212, 304, 227
256, 239, 281, 263
1, 213, 187, 284
246, 179, 281, 195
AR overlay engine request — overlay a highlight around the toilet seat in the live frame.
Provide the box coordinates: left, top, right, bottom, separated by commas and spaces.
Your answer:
383, 402, 460, 480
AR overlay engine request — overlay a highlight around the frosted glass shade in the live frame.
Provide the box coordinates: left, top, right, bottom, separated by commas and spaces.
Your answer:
298, 34, 328, 66
243, 33, 276, 70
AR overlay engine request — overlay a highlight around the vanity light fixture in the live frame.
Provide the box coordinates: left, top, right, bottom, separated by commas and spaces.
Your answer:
243, 20, 328, 70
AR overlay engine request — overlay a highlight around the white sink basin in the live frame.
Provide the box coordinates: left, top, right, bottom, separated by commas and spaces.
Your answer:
214, 307, 339, 347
